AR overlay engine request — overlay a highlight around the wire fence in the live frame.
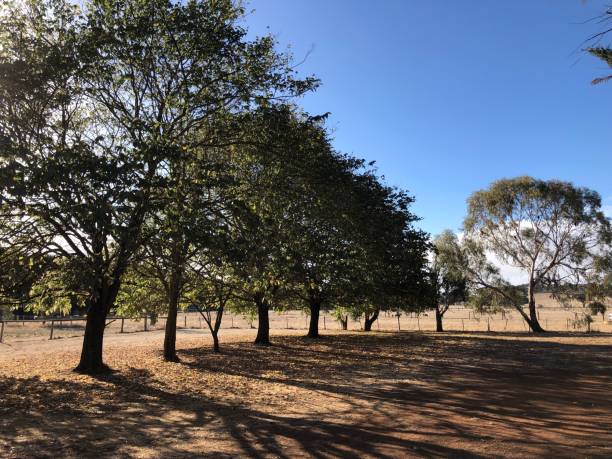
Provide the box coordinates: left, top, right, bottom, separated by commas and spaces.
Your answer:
1, 305, 611, 345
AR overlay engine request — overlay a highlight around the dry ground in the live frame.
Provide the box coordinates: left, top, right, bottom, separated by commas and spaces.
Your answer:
2, 294, 610, 347
1, 328, 611, 458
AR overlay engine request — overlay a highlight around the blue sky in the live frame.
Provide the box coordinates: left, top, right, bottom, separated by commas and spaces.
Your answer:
244, 0, 612, 236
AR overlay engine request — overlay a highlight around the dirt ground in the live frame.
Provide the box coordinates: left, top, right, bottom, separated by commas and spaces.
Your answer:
1, 327, 611, 459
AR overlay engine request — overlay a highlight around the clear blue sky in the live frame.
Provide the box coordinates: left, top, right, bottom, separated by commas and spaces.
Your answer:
244, 1, 612, 236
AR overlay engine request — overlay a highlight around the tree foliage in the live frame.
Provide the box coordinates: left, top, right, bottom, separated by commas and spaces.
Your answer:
463, 176, 611, 332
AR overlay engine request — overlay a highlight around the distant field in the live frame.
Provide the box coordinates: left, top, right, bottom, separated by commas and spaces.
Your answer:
1, 294, 610, 346
1, 329, 611, 458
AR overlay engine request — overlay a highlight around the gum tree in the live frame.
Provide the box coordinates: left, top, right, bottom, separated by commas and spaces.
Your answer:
463, 177, 611, 332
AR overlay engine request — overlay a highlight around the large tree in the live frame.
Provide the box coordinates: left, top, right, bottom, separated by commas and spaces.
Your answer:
463, 176, 612, 332
0, 0, 315, 372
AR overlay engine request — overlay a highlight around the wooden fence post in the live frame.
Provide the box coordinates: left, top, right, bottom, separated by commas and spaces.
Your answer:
462, 319, 464, 331
397, 314, 400, 331
184, 315, 187, 328
324, 316, 326, 330
120, 318, 124, 333
49, 320, 55, 340
144, 316, 147, 332
0, 321, 4, 343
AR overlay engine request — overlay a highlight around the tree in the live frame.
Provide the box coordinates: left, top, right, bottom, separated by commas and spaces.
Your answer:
463, 177, 612, 332
430, 231, 467, 332
588, 301, 607, 322
588, 47, 612, 85
585, 6, 612, 85
0, 0, 316, 372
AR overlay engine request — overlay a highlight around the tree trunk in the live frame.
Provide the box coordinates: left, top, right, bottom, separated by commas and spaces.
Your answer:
163, 290, 180, 361
75, 297, 109, 373
75, 280, 121, 374
527, 280, 545, 332
212, 331, 220, 353
307, 298, 321, 338
364, 309, 379, 332
254, 299, 270, 345
212, 306, 223, 352
163, 243, 184, 362
339, 316, 348, 330
435, 305, 444, 332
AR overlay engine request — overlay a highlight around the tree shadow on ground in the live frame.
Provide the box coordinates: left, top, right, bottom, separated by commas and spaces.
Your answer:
1, 332, 611, 458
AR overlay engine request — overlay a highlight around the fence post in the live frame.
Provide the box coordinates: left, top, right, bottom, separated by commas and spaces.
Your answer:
397, 314, 400, 331
49, 320, 55, 340
120, 318, 124, 333
184, 315, 187, 328
324, 316, 326, 330
487, 317, 490, 332
144, 316, 147, 332
462, 319, 464, 331
0, 321, 4, 343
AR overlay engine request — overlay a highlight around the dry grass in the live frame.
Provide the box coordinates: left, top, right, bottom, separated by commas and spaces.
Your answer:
2, 294, 610, 347
1, 328, 611, 458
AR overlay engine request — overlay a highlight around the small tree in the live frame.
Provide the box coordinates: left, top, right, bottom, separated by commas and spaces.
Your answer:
588, 301, 607, 322
463, 177, 611, 332
430, 231, 467, 332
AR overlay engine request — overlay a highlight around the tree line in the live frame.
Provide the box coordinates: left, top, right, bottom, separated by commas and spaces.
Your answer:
0, 0, 432, 373
1, 1, 611, 375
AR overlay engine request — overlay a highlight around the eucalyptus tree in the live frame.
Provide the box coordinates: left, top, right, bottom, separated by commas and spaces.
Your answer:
463, 177, 612, 332
430, 230, 467, 332
0, 0, 316, 372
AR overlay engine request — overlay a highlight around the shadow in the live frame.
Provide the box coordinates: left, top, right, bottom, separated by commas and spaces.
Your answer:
1, 332, 611, 458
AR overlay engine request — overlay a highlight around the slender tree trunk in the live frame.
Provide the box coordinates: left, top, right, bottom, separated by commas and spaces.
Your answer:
527, 279, 545, 332
435, 305, 444, 332
164, 289, 180, 361
163, 242, 184, 362
254, 299, 270, 345
364, 309, 379, 332
212, 306, 223, 353
212, 331, 220, 352
339, 315, 348, 330
307, 298, 321, 338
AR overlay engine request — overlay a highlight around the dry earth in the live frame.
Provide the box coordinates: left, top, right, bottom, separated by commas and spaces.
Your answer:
1, 327, 611, 458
